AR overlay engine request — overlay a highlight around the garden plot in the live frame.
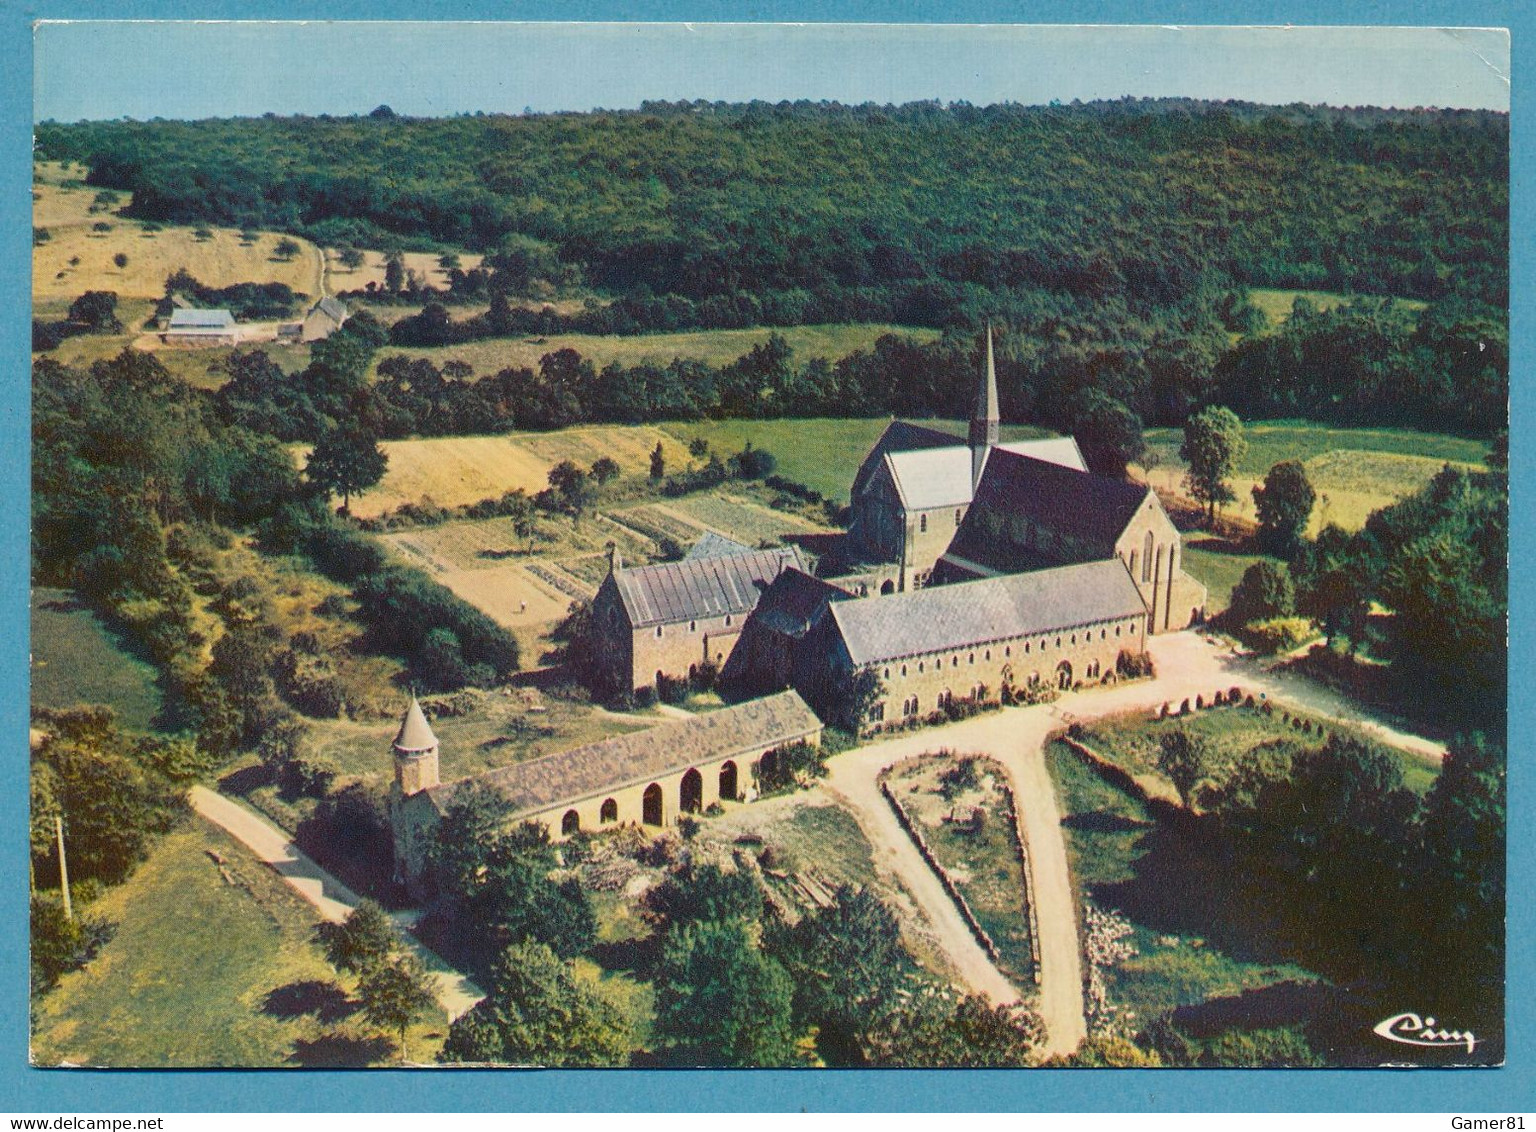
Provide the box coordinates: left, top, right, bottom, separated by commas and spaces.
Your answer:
880, 753, 1036, 987
661, 492, 828, 548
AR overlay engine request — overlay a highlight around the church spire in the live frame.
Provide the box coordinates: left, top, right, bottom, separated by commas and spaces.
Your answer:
969, 322, 1000, 488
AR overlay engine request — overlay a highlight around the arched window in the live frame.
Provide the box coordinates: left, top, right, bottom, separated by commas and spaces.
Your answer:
1130, 550, 1139, 578
655, 626, 663, 638
725, 615, 732, 627
561, 810, 580, 836
643, 783, 664, 826
968, 653, 975, 665
600, 798, 618, 824
719, 761, 739, 800
919, 514, 928, 532
1025, 642, 1031, 654
901, 664, 908, 676
690, 620, 697, 632
1143, 532, 1154, 582
680, 769, 703, 814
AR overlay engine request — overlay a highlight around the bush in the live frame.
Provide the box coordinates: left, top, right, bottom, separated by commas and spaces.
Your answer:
1116, 650, 1156, 679
1238, 616, 1316, 655
31, 895, 115, 994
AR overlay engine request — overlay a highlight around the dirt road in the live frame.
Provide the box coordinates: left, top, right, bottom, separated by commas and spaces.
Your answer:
189, 786, 483, 1020
819, 629, 1446, 1061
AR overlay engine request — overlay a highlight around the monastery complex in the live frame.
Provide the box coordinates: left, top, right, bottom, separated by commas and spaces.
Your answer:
387, 331, 1206, 891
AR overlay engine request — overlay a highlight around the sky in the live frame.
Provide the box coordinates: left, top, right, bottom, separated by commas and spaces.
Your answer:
33, 22, 1510, 122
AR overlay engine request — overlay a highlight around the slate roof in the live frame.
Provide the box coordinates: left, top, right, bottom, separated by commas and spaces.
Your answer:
312, 296, 348, 322
611, 547, 805, 628
945, 448, 1152, 570
425, 691, 823, 817
167, 308, 235, 330
684, 531, 756, 561
393, 696, 438, 753
885, 447, 976, 510
851, 420, 963, 498
750, 568, 855, 639
994, 436, 1088, 473
828, 560, 1148, 666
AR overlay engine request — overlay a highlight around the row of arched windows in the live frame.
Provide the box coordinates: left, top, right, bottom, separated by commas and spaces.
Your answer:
556, 762, 742, 836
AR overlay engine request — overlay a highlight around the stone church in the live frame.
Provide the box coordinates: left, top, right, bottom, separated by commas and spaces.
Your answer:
730, 327, 1207, 727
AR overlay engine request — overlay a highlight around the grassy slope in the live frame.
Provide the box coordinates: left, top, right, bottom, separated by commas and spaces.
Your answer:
32, 817, 447, 1067
366, 323, 941, 382
33, 164, 321, 303
1246, 288, 1427, 331
1142, 420, 1486, 536
1046, 742, 1317, 1025
1076, 703, 1439, 798
31, 587, 164, 731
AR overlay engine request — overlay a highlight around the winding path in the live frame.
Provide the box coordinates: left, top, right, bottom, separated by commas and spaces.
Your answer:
189, 785, 484, 1020
818, 630, 1446, 1060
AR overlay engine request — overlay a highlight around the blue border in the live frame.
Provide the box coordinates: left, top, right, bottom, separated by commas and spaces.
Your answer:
4, 0, 1531, 1113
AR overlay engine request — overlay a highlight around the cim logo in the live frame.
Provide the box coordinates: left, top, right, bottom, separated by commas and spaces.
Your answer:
1373, 1012, 1479, 1054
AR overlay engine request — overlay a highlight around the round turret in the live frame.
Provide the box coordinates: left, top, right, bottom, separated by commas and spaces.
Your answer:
392, 695, 440, 796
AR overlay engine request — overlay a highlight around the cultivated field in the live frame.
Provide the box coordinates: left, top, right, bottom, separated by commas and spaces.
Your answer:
31, 817, 447, 1068
367, 323, 941, 381
33, 164, 322, 304
1141, 421, 1485, 535
31, 587, 165, 731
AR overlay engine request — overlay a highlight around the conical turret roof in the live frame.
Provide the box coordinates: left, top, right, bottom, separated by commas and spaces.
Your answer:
393, 695, 438, 753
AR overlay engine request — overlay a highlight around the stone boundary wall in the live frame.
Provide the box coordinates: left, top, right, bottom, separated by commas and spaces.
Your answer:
879, 778, 1003, 967
994, 775, 1043, 985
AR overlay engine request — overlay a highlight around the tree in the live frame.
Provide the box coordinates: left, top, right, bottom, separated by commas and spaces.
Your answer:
274, 237, 302, 261
1253, 460, 1317, 556
546, 459, 593, 518
688, 436, 710, 460
772, 885, 908, 1064
1157, 728, 1209, 809
337, 247, 365, 271
358, 952, 436, 1062
644, 862, 764, 928
654, 919, 798, 1066
384, 252, 406, 293
31, 895, 115, 995
859, 992, 1042, 1067
1226, 560, 1295, 627
1070, 389, 1145, 477
589, 456, 620, 485
649, 441, 666, 480
305, 426, 388, 513
67, 290, 121, 332
438, 940, 633, 1066
1044, 1034, 1163, 1067
113, 252, 129, 268
1181, 405, 1247, 526
315, 899, 397, 974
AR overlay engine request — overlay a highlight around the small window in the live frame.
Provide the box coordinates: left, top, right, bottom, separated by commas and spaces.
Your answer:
1101, 629, 1107, 640
920, 514, 928, 533
690, 620, 697, 632
954, 508, 962, 526
1005, 646, 1011, 657
1071, 634, 1076, 645
901, 665, 908, 677
725, 615, 732, 627
968, 652, 974, 665
952, 656, 959, 668
919, 662, 925, 673
884, 667, 890, 678
984, 650, 991, 661
1115, 625, 1121, 636
655, 626, 663, 638
1025, 642, 1031, 654
1056, 637, 1062, 648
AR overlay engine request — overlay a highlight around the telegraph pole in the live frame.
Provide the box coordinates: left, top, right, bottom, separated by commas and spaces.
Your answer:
55, 815, 72, 922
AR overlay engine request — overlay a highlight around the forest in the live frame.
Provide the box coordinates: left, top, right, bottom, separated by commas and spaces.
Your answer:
36, 98, 1507, 317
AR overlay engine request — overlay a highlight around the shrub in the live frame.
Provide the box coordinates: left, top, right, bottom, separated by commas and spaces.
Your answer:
1238, 616, 1315, 655
1116, 649, 1156, 679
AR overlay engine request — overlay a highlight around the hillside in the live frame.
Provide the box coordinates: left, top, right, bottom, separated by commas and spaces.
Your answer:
36, 99, 1508, 316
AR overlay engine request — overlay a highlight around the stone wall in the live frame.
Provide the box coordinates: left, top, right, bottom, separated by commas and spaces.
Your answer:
861, 612, 1148, 727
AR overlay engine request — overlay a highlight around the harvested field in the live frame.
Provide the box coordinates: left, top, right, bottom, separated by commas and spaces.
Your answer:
337, 427, 693, 518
